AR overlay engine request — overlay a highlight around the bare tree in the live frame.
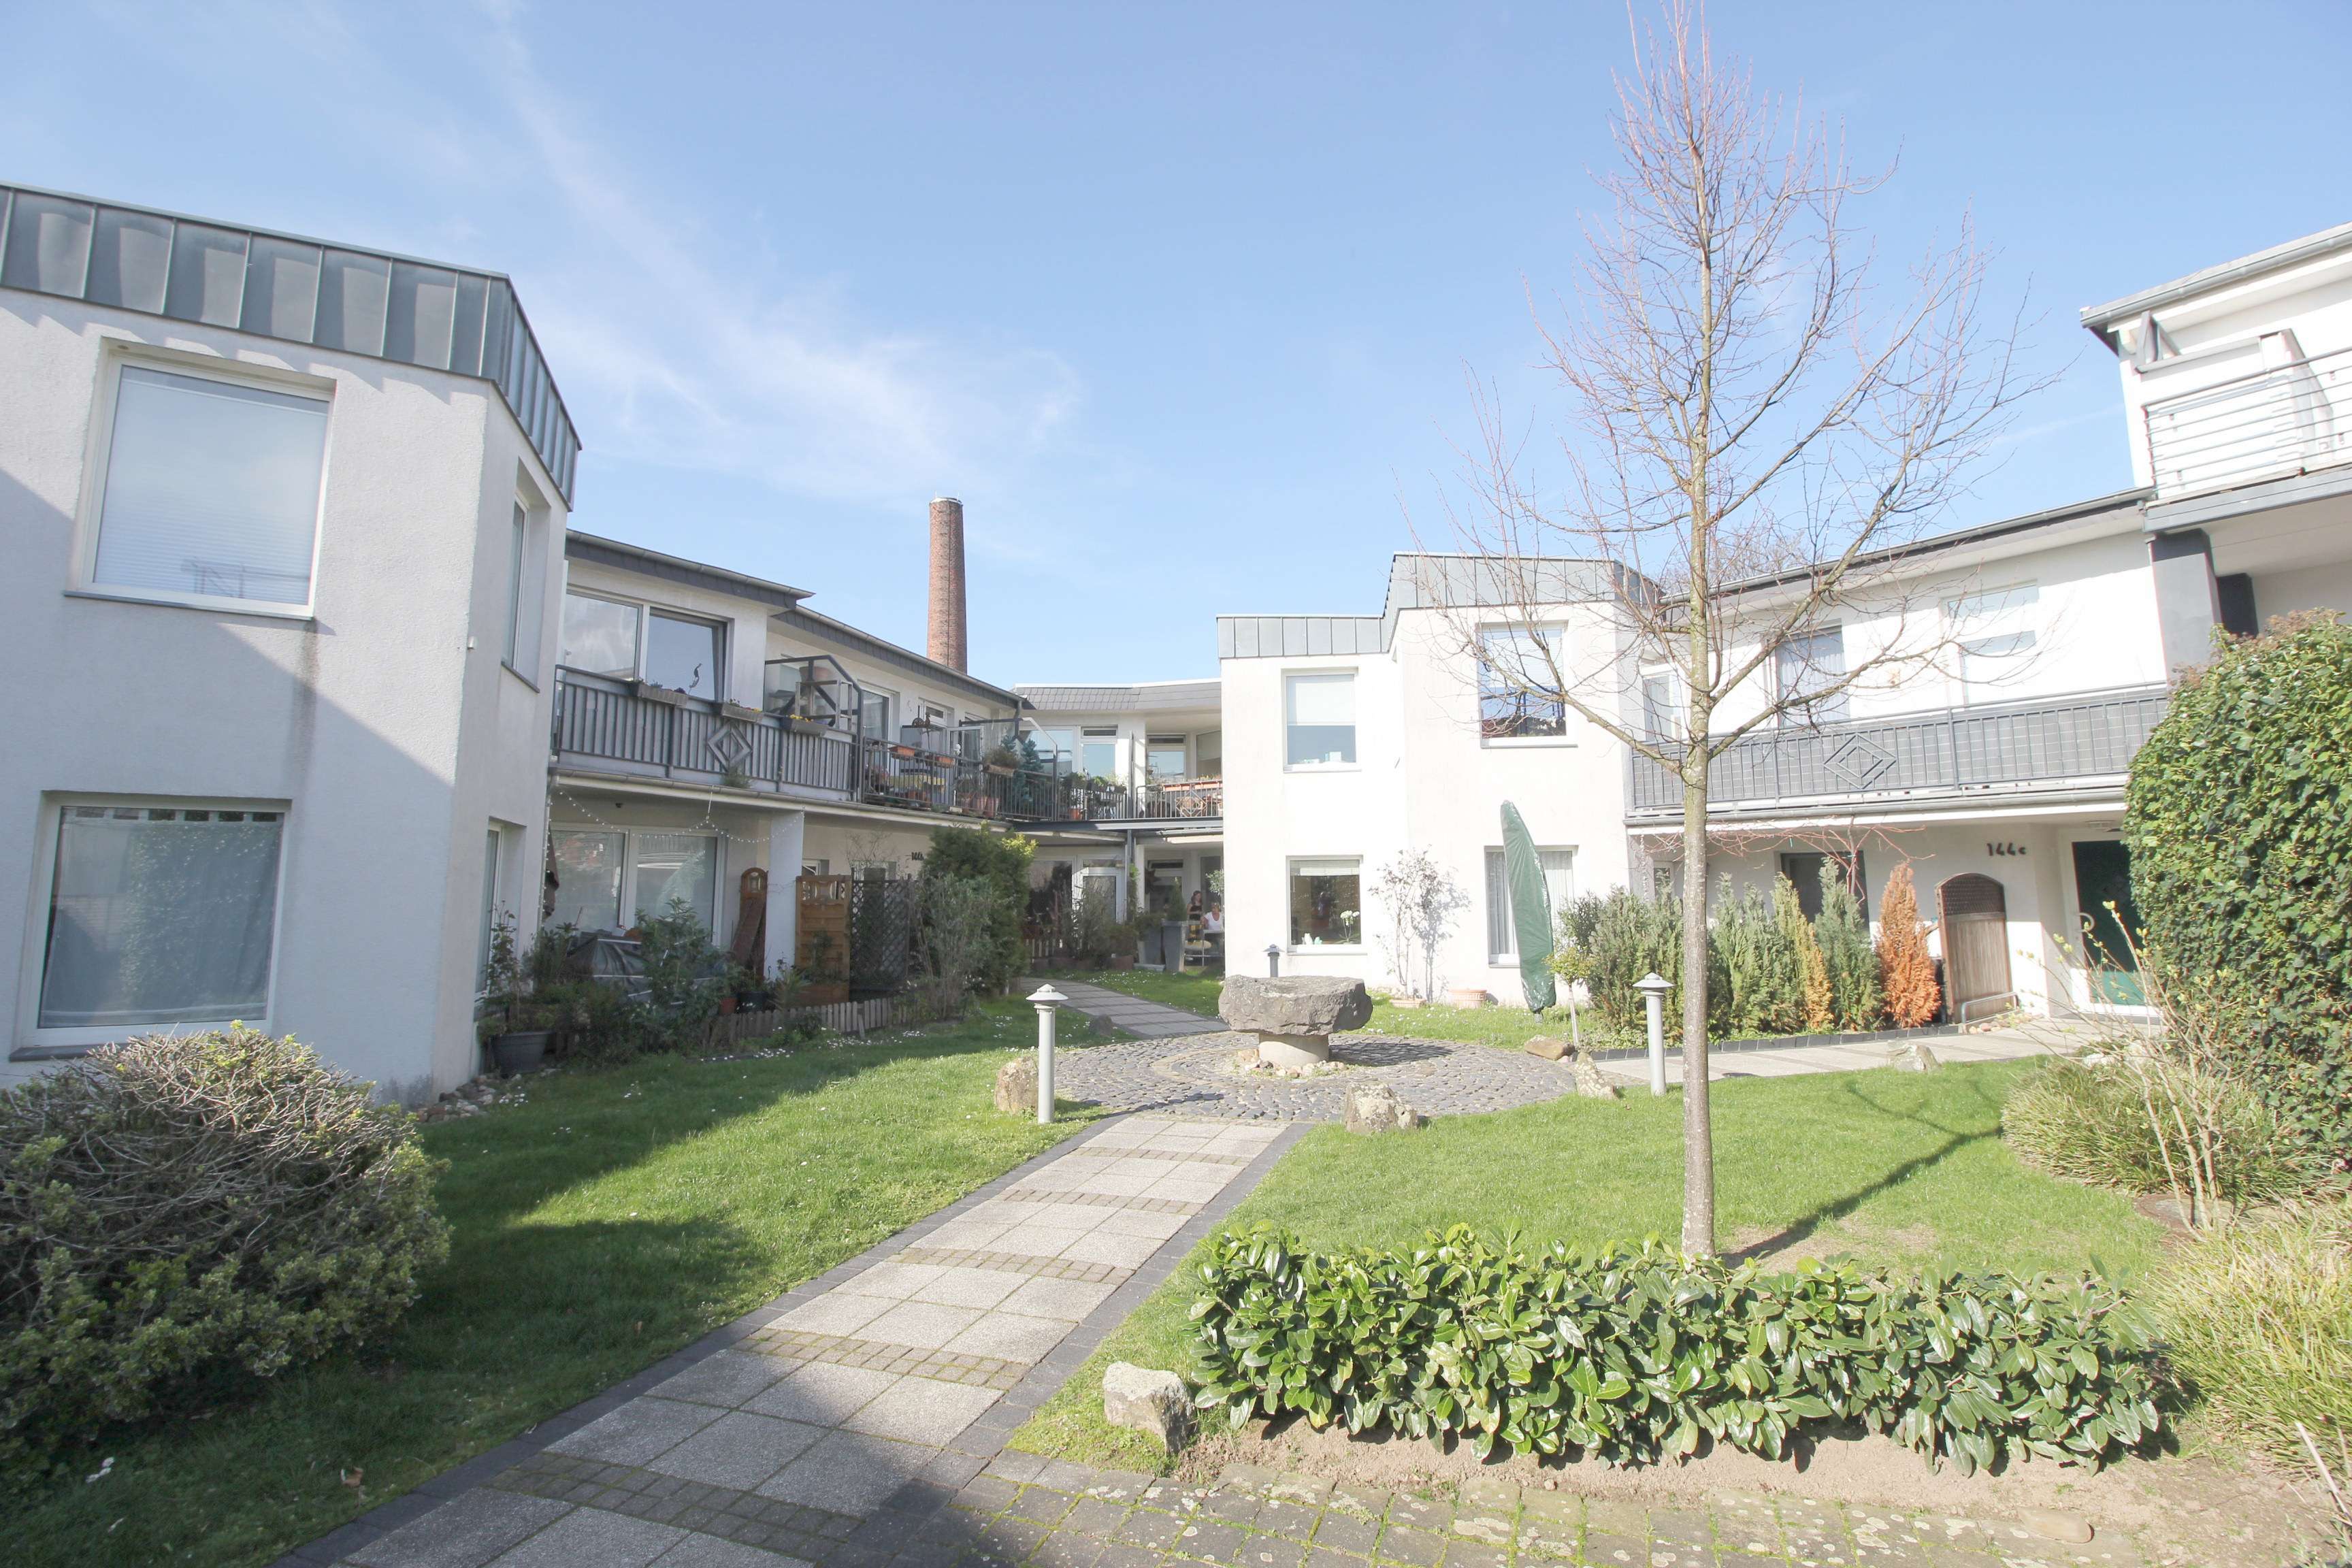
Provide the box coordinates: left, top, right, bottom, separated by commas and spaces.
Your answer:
1428, 2, 2044, 1255
1371, 849, 1471, 1002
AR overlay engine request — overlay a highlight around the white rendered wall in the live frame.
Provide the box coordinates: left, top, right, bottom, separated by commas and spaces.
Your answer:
0, 291, 566, 1096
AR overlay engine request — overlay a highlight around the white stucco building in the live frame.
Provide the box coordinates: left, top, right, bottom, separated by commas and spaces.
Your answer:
0, 182, 578, 1099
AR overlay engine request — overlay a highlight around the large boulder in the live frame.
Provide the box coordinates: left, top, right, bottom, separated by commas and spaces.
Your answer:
1102, 1361, 1193, 1450
1220, 975, 1373, 1037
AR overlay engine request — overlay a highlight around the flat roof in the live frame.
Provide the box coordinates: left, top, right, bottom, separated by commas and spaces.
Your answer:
2080, 219, 2352, 342
1015, 680, 1221, 713
0, 180, 581, 503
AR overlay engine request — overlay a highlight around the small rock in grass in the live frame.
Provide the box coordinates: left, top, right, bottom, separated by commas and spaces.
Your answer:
2020, 1507, 2093, 1543
1886, 1040, 1940, 1072
1569, 1049, 1621, 1100
994, 1054, 1038, 1114
1103, 1362, 1193, 1451
1524, 1035, 1569, 1061
1343, 1083, 1426, 1134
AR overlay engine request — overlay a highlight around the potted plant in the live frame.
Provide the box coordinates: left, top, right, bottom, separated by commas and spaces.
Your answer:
478, 913, 556, 1075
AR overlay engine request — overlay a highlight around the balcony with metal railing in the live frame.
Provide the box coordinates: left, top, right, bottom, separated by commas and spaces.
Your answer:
1624, 685, 2170, 821
2144, 344, 2352, 501
553, 668, 858, 796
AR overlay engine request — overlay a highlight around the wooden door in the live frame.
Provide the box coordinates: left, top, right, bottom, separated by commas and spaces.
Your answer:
1938, 873, 2011, 1017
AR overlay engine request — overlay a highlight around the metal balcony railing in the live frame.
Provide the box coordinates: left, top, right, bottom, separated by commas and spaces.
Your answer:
2144, 344, 2352, 499
1625, 686, 2170, 817
553, 669, 856, 795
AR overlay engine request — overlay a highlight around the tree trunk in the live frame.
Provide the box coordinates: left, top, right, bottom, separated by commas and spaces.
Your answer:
1678, 747, 1715, 1257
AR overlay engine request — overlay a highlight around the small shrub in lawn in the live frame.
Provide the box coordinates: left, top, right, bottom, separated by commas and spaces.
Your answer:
0, 1028, 447, 1474
2002, 1056, 2317, 1208
1193, 1224, 2159, 1475
2142, 1205, 2352, 1473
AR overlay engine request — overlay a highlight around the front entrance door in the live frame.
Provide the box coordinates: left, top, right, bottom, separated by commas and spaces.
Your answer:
1938, 873, 2011, 1018
2070, 840, 2144, 1004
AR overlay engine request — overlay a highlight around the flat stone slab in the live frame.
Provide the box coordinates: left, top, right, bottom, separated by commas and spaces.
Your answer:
1220, 974, 1373, 1036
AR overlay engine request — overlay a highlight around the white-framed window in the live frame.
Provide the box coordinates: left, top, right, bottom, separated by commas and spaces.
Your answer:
84, 359, 331, 614
1146, 736, 1189, 781
1288, 857, 1363, 949
1774, 625, 1848, 726
1284, 672, 1356, 768
1477, 626, 1569, 742
1198, 729, 1223, 777
500, 495, 549, 683
1640, 667, 1682, 742
557, 592, 725, 700
477, 824, 505, 987
32, 798, 287, 1039
1946, 583, 2040, 700
860, 685, 895, 740
1030, 725, 1076, 774
1080, 727, 1119, 780
546, 827, 719, 933
1484, 847, 1575, 962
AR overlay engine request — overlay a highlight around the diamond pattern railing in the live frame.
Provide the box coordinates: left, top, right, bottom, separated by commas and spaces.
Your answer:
1625, 685, 2170, 817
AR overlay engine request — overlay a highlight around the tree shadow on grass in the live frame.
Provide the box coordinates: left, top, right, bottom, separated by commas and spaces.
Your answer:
1722, 1073, 2006, 1265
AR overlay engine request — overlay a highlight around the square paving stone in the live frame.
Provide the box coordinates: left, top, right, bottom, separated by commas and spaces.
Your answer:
644, 1413, 825, 1490
908, 1267, 1028, 1310
1371, 1525, 1444, 1566
1310, 1515, 1379, 1556
550, 1399, 726, 1467
1113, 1510, 1188, 1550
757, 1431, 934, 1516
1580, 1533, 1646, 1566
1000, 1276, 1119, 1322
950, 1309, 1077, 1364
1058, 1230, 1166, 1269
649, 1532, 814, 1567
986, 1224, 1096, 1260
1173, 1519, 1248, 1559
860, 1300, 987, 1351
772, 1293, 893, 1337
651, 1352, 795, 1411
1435, 1544, 1505, 1568
486, 1505, 683, 1567
746, 1363, 900, 1426
1303, 1551, 1374, 1568
844, 1262, 951, 1301
349, 1490, 575, 1568
843, 1377, 1002, 1445
1030, 1534, 1107, 1567
1062, 1497, 1133, 1536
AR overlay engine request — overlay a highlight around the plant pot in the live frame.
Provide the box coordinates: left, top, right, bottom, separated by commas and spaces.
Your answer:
1446, 987, 1490, 1011
718, 994, 738, 1015
1108, 953, 1137, 972
1390, 994, 1426, 1009
492, 1029, 551, 1075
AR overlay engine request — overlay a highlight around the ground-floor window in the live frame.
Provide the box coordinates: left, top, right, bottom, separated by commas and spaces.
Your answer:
37, 801, 284, 1029
1485, 847, 1575, 962
547, 828, 719, 933
1288, 858, 1362, 949
1778, 849, 1867, 921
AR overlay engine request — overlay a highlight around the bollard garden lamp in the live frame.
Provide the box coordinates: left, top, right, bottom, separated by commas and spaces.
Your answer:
1634, 971, 1673, 1097
1026, 983, 1066, 1124
1264, 944, 1280, 977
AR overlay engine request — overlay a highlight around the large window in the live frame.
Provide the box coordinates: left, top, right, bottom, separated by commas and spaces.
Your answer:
1947, 584, 2039, 700
1146, 736, 1188, 781
1779, 849, 1867, 922
1477, 627, 1567, 740
546, 828, 719, 933
860, 687, 895, 740
1774, 626, 1848, 726
1080, 728, 1119, 779
38, 802, 284, 1030
1285, 673, 1356, 768
1288, 858, 1362, 949
1641, 669, 1681, 741
90, 364, 329, 610
1030, 726, 1075, 773
1484, 847, 1575, 962
644, 611, 722, 699
560, 592, 640, 677
1197, 729, 1223, 777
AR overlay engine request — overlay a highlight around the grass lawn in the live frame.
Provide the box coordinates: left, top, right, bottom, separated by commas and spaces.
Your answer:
8, 1002, 1102, 1568
1011, 1056, 2161, 1471
1043, 966, 1226, 1017
1354, 996, 1637, 1053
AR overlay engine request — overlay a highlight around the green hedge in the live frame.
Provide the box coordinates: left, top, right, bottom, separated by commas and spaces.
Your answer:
1192, 1226, 2159, 1475
2125, 616, 2352, 1160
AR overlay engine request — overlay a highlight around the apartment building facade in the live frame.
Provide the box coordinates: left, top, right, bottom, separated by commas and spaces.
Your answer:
0, 183, 577, 1098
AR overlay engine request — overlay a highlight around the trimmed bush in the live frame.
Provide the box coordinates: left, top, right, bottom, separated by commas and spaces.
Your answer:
1876, 863, 1940, 1029
2125, 615, 2352, 1161
2141, 1205, 2352, 1473
0, 1028, 446, 1472
1712, 880, 1801, 1037
1563, 888, 1681, 1031
1816, 860, 1883, 1030
1193, 1224, 2159, 1475
923, 827, 1034, 994
2002, 1057, 2315, 1207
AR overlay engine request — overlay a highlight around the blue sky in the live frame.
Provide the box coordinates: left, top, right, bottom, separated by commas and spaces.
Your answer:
10, 2, 2349, 683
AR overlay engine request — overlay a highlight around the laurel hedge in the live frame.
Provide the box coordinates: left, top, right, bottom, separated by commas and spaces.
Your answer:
1192, 1226, 2160, 1475
2124, 615, 2352, 1163
0, 1028, 446, 1473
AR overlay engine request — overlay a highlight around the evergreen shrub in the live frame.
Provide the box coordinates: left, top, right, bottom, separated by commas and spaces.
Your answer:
0, 1028, 446, 1473
2124, 615, 2352, 1162
1193, 1225, 2159, 1475
1816, 860, 1884, 1030
922, 827, 1035, 994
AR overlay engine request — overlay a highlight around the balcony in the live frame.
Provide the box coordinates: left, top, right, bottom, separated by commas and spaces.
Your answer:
553, 669, 856, 796
1070, 777, 1224, 824
2144, 344, 2352, 501
1625, 686, 2170, 820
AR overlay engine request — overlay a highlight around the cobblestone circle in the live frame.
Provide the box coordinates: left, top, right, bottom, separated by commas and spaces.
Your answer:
1054, 1030, 1609, 1121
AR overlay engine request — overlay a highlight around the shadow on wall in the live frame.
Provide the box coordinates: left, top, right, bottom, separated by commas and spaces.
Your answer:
0, 459, 478, 1097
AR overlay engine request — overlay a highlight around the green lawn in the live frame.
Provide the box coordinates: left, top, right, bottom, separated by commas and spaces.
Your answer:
1011, 1057, 2161, 1471
8, 1003, 1102, 1568
1351, 996, 1637, 1052
1043, 966, 1226, 1016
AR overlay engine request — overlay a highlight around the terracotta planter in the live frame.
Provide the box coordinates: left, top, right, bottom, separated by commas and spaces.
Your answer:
1108, 953, 1137, 972
1390, 994, 1426, 1009
1446, 987, 1490, 1010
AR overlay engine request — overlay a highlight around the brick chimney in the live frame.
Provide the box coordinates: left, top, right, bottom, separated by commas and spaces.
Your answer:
927, 495, 968, 672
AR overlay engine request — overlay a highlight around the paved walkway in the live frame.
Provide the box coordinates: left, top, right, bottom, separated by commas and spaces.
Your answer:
304, 1113, 1297, 1568
1045, 979, 1227, 1041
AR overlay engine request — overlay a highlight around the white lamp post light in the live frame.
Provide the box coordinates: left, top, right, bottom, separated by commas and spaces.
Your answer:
1634, 972, 1673, 1097
1026, 983, 1066, 1124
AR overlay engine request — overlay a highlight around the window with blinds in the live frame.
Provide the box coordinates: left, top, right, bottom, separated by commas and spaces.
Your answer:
1485, 846, 1575, 961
